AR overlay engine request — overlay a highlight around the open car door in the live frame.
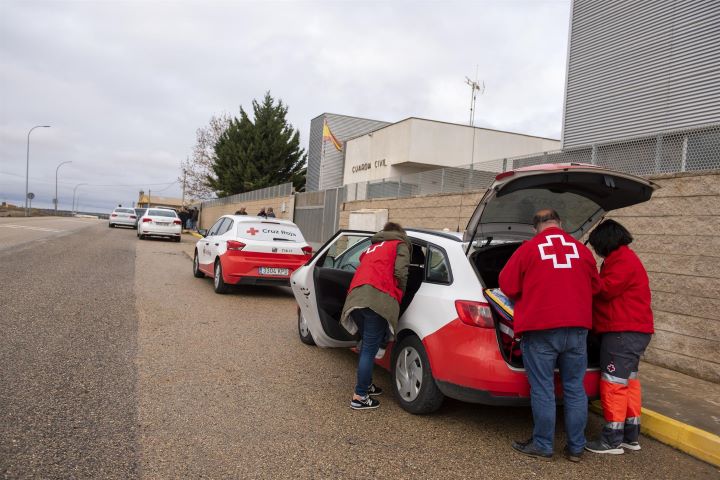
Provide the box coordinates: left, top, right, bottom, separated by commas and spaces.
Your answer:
291, 231, 373, 347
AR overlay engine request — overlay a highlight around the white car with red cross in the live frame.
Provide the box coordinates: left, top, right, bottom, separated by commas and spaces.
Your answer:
290, 163, 657, 414
193, 216, 312, 293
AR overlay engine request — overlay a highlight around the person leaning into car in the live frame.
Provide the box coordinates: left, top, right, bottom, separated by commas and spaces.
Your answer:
499, 208, 601, 461
584, 220, 654, 455
340, 222, 411, 411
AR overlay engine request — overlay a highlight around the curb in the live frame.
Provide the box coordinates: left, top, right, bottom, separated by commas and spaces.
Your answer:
590, 400, 720, 467
187, 231, 203, 239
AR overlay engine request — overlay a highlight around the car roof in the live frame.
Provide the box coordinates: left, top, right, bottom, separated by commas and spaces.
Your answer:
222, 215, 298, 226
406, 228, 463, 242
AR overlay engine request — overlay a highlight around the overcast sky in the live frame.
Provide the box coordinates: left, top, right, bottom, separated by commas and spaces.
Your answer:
0, 0, 571, 213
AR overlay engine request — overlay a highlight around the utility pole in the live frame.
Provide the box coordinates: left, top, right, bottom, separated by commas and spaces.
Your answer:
181, 166, 187, 208
465, 68, 485, 169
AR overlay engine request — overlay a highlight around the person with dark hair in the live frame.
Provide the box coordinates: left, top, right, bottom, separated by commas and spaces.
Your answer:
235, 207, 247, 215
266, 207, 276, 218
257, 208, 267, 218
500, 208, 601, 462
585, 219, 654, 455
189, 207, 199, 230
340, 222, 411, 410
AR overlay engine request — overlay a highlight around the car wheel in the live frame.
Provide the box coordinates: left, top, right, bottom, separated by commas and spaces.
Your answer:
297, 308, 315, 346
175, 236, 181, 243
213, 259, 230, 294
391, 335, 444, 414
109, 223, 114, 228
193, 251, 205, 278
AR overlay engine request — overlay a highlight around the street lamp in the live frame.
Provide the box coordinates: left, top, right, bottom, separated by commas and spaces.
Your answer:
55, 161, 72, 216
72, 183, 87, 215
25, 125, 51, 216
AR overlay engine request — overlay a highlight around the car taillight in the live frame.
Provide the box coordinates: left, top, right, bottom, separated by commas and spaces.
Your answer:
455, 300, 494, 328
301, 246, 312, 255
173, 219, 182, 225
111, 214, 117, 217
495, 171, 515, 181
142, 218, 153, 223
227, 240, 246, 251
130, 215, 136, 219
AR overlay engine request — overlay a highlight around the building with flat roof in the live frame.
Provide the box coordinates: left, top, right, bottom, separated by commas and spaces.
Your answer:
343, 117, 560, 185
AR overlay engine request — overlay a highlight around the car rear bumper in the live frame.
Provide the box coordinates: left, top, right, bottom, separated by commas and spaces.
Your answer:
421, 319, 601, 404
141, 226, 181, 236
110, 219, 136, 226
221, 253, 308, 285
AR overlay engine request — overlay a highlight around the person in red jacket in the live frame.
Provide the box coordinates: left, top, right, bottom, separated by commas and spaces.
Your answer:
340, 222, 411, 410
500, 208, 600, 462
585, 219, 654, 455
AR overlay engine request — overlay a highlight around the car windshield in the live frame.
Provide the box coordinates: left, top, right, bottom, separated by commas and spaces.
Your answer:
115, 208, 135, 214
148, 209, 177, 217
480, 189, 601, 234
236, 222, 305, 242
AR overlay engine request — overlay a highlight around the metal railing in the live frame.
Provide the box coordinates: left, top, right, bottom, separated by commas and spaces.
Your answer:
345, 123, 720, 201
200, 182, 294, 208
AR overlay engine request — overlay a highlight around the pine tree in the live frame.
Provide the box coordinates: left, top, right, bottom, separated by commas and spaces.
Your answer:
208, 92, 306, 196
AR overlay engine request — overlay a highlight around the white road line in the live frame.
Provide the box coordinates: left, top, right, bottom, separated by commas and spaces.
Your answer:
0, 224, 64, 233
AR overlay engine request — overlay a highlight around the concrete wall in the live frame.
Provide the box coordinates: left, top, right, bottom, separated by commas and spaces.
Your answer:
198, 195, 295, 230
338, 171, 720, 383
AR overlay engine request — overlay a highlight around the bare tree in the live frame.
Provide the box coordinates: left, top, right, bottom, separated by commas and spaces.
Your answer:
180, 113, 231, 199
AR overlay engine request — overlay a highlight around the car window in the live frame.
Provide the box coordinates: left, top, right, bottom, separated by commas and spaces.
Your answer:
426, 245, 451, 284
320, 235, 371, 270
208, 218, 227, 237
219, 219, 234, 235
115, 208, 135, 214
335, 237, 372, 271
148, 209, 177, 217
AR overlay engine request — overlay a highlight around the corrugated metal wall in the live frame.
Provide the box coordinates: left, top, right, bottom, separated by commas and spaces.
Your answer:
562, 0, 720, 148
305, 113, 390, 191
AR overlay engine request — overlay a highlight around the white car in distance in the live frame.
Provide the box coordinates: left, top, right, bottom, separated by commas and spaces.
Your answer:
137, 208, 182, 242
109, 207, 137, 228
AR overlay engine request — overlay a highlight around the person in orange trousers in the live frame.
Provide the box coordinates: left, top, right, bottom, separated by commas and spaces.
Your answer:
586, 220, 654, 454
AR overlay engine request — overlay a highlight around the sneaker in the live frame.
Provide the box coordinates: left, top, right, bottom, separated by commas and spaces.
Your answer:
563, 446, 583, 463
375, 348, 386, 359
511, 439, 553, 460
620, 441, 641, 451
350, 395, 380, 410
585, 440, 624, 455
367, 383, 383, 396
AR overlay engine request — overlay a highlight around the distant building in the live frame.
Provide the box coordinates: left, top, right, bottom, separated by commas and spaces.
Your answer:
136, 193, 186, 209
562, 0, 720, 148
343, 117, 560, 185
306, 113, 390, 191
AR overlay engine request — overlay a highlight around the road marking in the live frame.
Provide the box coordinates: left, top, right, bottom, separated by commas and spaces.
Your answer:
0, 224, 64, 233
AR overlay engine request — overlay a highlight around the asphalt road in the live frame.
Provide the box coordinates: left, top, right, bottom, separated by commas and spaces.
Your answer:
1, 220, 718, 479
0, 216, 102, 253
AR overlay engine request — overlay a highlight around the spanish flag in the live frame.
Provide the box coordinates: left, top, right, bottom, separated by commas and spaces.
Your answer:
322, 120, 343, 152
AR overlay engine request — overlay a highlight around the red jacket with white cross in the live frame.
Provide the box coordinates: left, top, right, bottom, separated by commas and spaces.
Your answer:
499, 226, 601, 335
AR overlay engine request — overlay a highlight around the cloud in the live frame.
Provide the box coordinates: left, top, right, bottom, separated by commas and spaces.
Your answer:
0, 0, 570, 211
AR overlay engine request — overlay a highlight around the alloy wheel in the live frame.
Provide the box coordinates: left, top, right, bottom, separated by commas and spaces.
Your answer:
214, 263, 221, 288
299, 311, 310, 337
395, 346, 423, 402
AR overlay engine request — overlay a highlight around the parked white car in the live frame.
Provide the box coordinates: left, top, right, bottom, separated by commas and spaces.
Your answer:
290, 163, 657, 414
137, 208, 182, 242
193, 215, 312, 293
108, 207, 137, 228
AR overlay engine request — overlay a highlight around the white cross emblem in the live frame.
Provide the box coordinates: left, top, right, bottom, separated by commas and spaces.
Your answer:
537, 234, 579, 269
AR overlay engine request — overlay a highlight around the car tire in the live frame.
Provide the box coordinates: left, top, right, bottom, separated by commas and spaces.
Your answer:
297, 308, 315, 346
109, 223, 114, 228
391, 335, 445, 414
213, 259, 230, 294
193, 251, 205, 278
174, 236, 181, 243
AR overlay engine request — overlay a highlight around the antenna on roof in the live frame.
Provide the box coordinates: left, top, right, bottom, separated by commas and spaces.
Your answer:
465, 66, 485, 127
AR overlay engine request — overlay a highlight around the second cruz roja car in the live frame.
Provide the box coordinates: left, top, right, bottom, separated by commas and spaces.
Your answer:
193, 215, 312, 293
290, 163, 657, 414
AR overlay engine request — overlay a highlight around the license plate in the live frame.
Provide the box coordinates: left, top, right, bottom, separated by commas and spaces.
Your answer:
157, 222, 170, 226
259, 267, 289, 276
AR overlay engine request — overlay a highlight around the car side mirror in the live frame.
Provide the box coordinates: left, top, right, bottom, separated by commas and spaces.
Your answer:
198, 229, 207, 237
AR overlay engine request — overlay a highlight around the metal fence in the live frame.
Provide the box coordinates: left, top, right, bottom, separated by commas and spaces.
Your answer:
345, 123, 720, 201
200, 182, 294, 208
293, 187, 344, 246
